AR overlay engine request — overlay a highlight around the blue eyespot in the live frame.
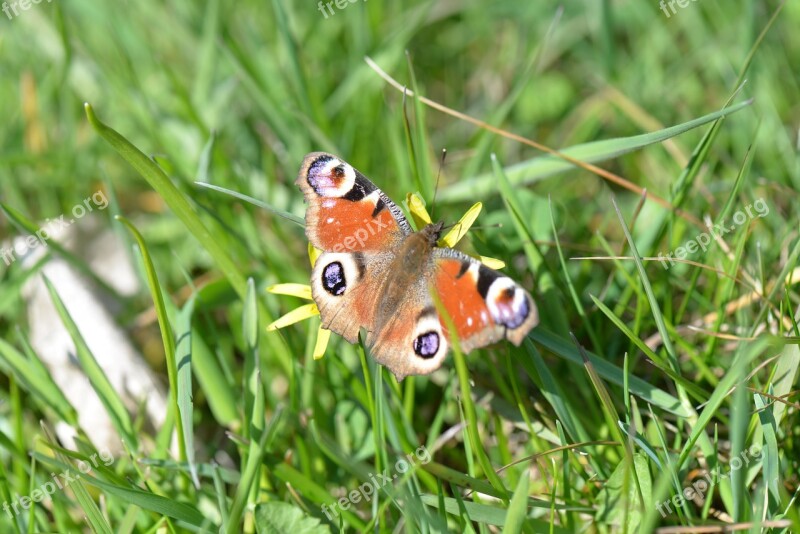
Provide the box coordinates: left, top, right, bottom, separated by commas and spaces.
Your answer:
413, 331, 439, 359
322, 262, 346, 296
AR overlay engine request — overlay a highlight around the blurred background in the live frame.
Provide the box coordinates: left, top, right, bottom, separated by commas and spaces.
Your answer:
0, 0, 798, 532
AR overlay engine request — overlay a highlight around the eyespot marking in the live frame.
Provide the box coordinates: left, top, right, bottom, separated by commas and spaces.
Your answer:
413, 331, 440, 359
322, 261, 347, 296
486, 278, 530, 329
306, 156, 357, 198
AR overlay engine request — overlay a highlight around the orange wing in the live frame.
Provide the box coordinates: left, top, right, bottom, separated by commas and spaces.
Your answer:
432, 250, 538, 353
296, 152, 411, 253
363, 250, 539, 381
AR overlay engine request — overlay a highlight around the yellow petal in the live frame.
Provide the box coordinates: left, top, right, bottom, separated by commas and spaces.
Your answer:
313, 326, 331, 360
266, 283, 313, 300
266, 303, 319, 331
407, 192, 432, 229
441, 202, 482, 247
308, 243, 322, 267
480, 256, 506, 270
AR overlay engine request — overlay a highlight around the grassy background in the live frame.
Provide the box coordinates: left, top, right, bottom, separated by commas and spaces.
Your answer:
1, 0, 798, 531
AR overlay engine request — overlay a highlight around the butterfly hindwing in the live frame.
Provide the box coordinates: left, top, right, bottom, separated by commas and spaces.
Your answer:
310, 250, 392, 343
365, 266, 450, 381
362, 249, 538, 381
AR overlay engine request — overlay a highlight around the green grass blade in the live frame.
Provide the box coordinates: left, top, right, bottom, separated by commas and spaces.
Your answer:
440, 100, 753, 202
39, 425, 113, 534
83, 105, 248, 298
501, 464, 530, 534
42, 277, 137, 448
589, 295, 706, 400
193, 182, 304, 227
0, 337, 78, 424
116, 216, 187, 463
754, 393, 782, 506
83, 104, 292, 375
176, 296, 199, 487
530, 329, 689, 417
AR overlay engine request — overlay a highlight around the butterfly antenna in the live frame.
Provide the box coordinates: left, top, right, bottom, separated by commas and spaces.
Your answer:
429, 148, 447, 222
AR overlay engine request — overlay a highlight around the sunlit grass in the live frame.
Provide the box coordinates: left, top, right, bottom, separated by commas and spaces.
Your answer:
0, 0, 798, 532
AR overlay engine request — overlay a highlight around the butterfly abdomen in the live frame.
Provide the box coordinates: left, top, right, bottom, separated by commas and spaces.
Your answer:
372, 230, 436, 326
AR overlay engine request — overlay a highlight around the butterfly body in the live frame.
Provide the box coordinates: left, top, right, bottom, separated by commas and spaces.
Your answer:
370, 222, 443, 333
297, 152, 538, 380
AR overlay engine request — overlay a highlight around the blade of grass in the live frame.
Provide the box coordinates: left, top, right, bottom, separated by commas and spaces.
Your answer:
43, 276, 137, 448
39, 424, 113, 534
175, 296, 199, 487
193, 182, 304, 227
501, 464, 530, 534
549, 196, 602, 353
492, 154, 569, 335
529, 329, 689, 417
0, 337, 78, 425
754, 392, 782, 506
83, 104, 292, 375
588, 296, 706, 400
116, 216, 187, 464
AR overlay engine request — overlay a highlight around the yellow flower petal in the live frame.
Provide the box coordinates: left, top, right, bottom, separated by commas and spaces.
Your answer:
441, 202, 482, 248
313, 326, 331, 360
480, 256, 506, 270
308, 243, 321, 267
266, 283, 313, 300
407, 192, 432, 229
266, 303, 319, 331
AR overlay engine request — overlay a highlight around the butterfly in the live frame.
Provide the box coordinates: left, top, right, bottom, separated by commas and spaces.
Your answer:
296, 152, 539, 380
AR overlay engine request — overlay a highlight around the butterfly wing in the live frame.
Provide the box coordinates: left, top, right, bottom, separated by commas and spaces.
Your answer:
310, 250, 393, 343
296, 152, 412, 253
364, 262, 450, 380
431, 249, 538, 353
364, 249, 537, 381
298, 153, 414, 343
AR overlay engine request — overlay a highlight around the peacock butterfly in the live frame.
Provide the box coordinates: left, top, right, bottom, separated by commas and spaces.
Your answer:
296, 152, 538, 380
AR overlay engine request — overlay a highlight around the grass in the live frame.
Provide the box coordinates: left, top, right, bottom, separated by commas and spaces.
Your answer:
0, 0, 798, 532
